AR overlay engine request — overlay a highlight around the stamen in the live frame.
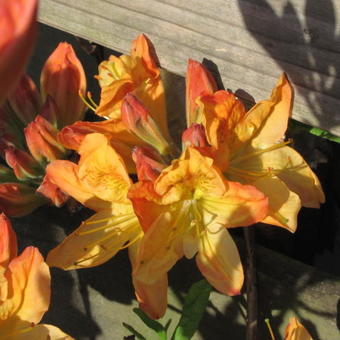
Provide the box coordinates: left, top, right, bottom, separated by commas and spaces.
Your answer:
74, 227, 142, 266
206, 224, 224, 234
265, 318, 276, 340
78, 215, 135, 235
87, 91, 98, 108
5, 323, 35, 337
79, 90, 97, 112
118, 232, 143, 250
232, 139, 292, 164
84, 219, 138, 249
228, 166, 274, 181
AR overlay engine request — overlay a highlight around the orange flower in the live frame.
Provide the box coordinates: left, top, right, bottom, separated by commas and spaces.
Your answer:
0, 0, 37, 106
192, 66, 324, 232
0, 213, 73, 339
58, 34, 171, 163
45, 133, 166, 318
129, 147, 268, 296
96, 34, 167, 133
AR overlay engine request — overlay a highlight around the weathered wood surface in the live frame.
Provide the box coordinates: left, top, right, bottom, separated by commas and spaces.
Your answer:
21, 23, 340, 339
15, 206, 340, 340
38, 0, 340, 136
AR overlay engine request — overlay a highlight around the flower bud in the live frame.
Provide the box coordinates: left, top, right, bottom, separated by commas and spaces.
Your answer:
182, 124, 212, 159
40, 42, 86, 128
121, 94, 170, 155
132, 147, 165, 181
37, 175, 68, 207
7, 74, 41, 125
182, 124, 209, 148
0, 183, 46, 217
5, 147, 42, 180
186, 59, 217, 126
24, 115, 66, 164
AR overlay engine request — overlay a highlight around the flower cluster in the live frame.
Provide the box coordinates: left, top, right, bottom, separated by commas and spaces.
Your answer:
0, 39, 86, 216
42, 35, 324, 319
0, 0, 324, 337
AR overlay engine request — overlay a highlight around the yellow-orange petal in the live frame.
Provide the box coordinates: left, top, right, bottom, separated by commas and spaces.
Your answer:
259, 146, 325, 208
36, 175, 69, 208
200, 181, 268, 228
133, 210, 184, 284
154, 147, 226, 204
129, 241, 168, 319
2, 247, 50, 333
196, 224, 243, 295
133, 275, 168, 320
241, 73, 292, 148
131, 34, 160, 78
12, 323, 74, 340
47, 208, 141, 270
254, 176, 301, 232
199, 90, 247, 170
77, 133, 132, 202
95, 79, 134, 119
0, 214, 17, 268
45, 160, 112, 212
284, 317, 313, 340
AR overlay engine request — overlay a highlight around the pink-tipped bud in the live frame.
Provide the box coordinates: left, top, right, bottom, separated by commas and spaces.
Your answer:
186, 59, 217, 126
0, 183, 46, 217
40, 42, 86, 128
0, 0, 38, 106
182, 123, 212, 158
5, 147, 42, 180
7, 74, 41, 125
132, 147, 165, 181
37, 175, 68, 207
24, 115, 66, 164
182, 124, 209, 148
121, 94, 169, 155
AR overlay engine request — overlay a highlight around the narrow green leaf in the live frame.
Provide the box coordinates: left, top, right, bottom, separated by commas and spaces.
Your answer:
122, 322, 147, 340
289, 119, 340, 143
133, 308, 167, 340
172, 280, 213, 340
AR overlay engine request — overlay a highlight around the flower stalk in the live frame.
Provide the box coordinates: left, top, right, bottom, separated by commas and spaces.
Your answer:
244, 227, 258, 340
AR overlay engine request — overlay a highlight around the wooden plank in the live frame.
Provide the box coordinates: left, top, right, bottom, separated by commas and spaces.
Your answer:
38, 0, 340, 136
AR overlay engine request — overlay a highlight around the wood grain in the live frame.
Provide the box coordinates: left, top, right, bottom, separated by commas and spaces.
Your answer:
38, 0, 340, 136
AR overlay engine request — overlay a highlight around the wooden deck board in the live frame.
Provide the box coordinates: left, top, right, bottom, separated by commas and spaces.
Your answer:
38, 0, 340, 136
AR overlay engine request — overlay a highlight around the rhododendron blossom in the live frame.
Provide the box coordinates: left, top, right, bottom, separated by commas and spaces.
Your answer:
0, 213, 73, 339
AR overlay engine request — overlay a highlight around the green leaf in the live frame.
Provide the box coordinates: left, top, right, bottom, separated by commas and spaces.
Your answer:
289, 119, 340, 143
122, 322, 147, 340
133, 308, 167, 340
172, 280, 213, 340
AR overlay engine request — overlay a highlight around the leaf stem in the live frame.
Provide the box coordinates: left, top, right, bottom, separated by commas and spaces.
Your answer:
244, 227, 258, 340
